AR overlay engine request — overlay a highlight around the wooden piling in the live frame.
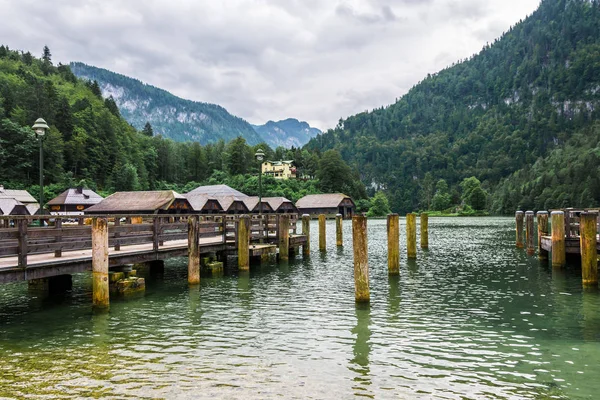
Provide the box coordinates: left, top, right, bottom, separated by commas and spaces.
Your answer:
278, 214, 290, 260
515, 211, 524, 248
352, 215, 369, 303
406, 213, 417, 259
537, 211, 549, 260
420, 213, 428, 249
336, 214, 343, 247
319, 214, 326, 251
387, 214, 399, 275
188, 215, 200, 285
92, 217, 109, 310
302, 214, 310, 256
525, 211, 535, 256
54, 217, 62, 257
580, 212, 598, 287
238, 215, 250, 271
551, 211, 566, 268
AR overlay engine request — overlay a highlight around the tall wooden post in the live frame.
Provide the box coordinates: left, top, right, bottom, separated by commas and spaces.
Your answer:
336, 214, 343, 247
515, 211, 524, 248
17, 219, 28, 268
319, 214, 326, 251
387, 214, 399, 275
238, 215, 250, 271
278, 214, 290, 260
92, 217, 109, 310
537, 211, 549, 260
188, 215, 200, 285
352, 215, 369, 303
302, 214, 310, 256
54, 217, 62, 257
580, 212, 598, 287
551, 211, 566, 268
420, 213, 429, 249
525, 211, 535, 256
406, 213, 417, 259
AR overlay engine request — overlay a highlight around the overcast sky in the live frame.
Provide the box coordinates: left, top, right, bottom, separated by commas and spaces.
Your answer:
0, 0, 539, 130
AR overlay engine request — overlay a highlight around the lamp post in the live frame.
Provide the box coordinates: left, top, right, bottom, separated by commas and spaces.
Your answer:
32, 118, 49, 219
255, 148, 265, 216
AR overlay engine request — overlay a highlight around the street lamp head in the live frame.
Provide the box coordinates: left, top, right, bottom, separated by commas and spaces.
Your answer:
255, 148, 265, 162
32, 118, 49, 137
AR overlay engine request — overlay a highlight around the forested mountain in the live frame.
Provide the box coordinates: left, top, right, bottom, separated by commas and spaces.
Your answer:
0, 47, 366, 204
252, 118, 321, 148
306, 0, 600, 214
69, 62, 263, 145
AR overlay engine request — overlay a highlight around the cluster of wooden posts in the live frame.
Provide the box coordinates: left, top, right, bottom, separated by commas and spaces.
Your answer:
351, 213, 429, 303
515, 210, 598, 287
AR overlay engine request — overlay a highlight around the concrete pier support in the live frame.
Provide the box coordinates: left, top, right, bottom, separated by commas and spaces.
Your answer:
302, 214, 310, 256
92, 217, 110, 310
387, 214, 399, 275
406, 213, 417, 259
278, 214, 290, 261
580, 212, 598, 287
551, 211, 566, 268
319, 214, 326, 251
420, 213, 429, 249
537, 211, 549, 260
336, 214, 343, 247
352, 215, 369, 303
238, 215, 250, 271
525, 211, 535, 256
515, 211, 524, 248
28, 274, 73, 295
188, 215, 200, 285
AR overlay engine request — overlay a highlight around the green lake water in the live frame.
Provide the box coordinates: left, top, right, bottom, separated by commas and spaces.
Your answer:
1, 217, 599, 399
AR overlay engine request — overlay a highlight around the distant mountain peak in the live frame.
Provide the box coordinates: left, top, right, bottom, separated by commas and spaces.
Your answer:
252, 119, 321, 148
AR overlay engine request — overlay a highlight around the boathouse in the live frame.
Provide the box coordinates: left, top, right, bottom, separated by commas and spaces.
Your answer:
243, 197, 274, 213
295, 193, 355, 218
85, 190, 192, 214
0, 186, 39, 215
47, 187, 103, 215
185, 194, 224, 214
0, 198, 30, 216
214, 196, 249, 214
187, 184, 247, 198
263, 197, 298, 214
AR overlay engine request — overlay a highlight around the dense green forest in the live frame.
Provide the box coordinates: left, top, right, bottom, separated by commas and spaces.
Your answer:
0, 46, 366, 205
306, 0, 600, 214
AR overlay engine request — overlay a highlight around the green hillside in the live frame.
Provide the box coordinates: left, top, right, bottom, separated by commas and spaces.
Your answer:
306, 0, 600, 214
69, 62, 263, 145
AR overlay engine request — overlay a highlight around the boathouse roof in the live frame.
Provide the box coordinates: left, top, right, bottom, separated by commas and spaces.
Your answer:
85, 190, 191, 213
0, 198, 30, 216
262, 197, 298, 212
47, 187, 103, 206
242, 196, 274, 213
184, 194, 224, 212
212, 196, 250, 213
295, 194, 355, 209
187, 184, 247, 198
0, 186, 37, 204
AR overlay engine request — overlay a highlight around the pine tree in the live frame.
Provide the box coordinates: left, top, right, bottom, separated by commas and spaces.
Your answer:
142, 122, 154, 137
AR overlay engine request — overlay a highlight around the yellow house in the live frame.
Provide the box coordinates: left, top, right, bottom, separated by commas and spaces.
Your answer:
261, 160, 296, 180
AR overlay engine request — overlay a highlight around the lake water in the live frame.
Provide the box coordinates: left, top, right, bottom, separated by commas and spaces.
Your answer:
0, 217, 599, 399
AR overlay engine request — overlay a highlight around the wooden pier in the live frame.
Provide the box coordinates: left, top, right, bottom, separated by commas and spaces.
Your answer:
0, 214, 305, 285
536, 208, 600, 254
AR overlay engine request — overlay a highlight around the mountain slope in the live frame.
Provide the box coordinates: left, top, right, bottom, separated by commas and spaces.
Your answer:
306, 0, 600, 214
252, 118, 321, 148
70, 62, 263, 145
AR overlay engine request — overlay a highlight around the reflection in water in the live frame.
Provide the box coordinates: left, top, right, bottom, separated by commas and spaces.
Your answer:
349, 303, 373, 398
407, 258, 418, 277
388, 274, 401, 316
581, 289, 600, 342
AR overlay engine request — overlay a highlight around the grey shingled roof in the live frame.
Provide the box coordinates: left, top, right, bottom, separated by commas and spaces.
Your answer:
0, 198, 30, 215
262, 197, 297, 212
187, 184, 248, 198
184, 194, 224, 212
242, 197, 274, 212
86, 191, 187, 212
47, 188, 103, 206
0, 187, 37, 204
295, 194, 354, 209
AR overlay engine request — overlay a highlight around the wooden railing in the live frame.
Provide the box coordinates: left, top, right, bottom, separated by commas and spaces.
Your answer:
0, 214, 299, 268
550, 208, 600, 238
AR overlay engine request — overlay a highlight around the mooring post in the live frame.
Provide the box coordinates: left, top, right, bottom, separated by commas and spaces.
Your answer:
302, 214, 310, 256
353, 215, 369, 302
336, 214, 343, 247
387, 213, 399, 275
278, 214, 290, 260
17, 219, 28, 268
537, 211, 549, 260
319, 214, 326, 251
406, 213, 417, 259
188, 215, 200, 285
580, 212, 598, 287
525, 211, 535, 256
54, 217, 62, 257
92, 217, 110, 310
551, 211, 566, 268
420, 213, 429, 249
238, 215, 250, 271
515, 211, 524, 248
114, 217, 121, 251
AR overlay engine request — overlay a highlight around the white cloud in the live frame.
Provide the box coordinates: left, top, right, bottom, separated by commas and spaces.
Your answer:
0, 0, 540, 130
